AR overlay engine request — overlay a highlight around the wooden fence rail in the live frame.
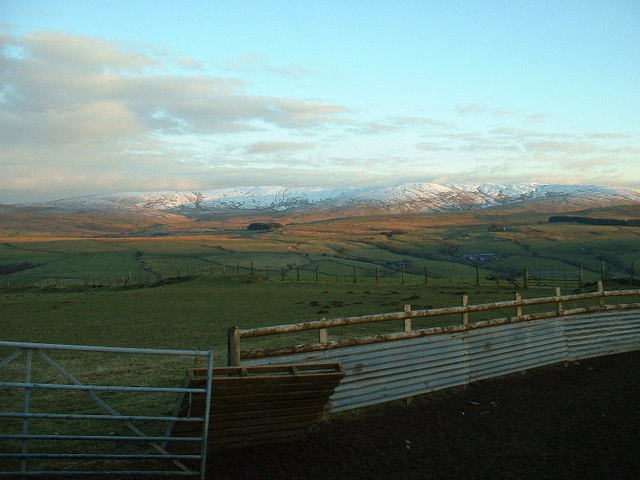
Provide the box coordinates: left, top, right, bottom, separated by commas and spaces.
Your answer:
227, 283, 640, 365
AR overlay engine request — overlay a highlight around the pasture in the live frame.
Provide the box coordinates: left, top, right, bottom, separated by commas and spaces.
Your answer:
1, 211, 639, 290
1, 208, 640, 475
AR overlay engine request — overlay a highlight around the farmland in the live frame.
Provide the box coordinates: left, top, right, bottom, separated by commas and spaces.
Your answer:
1, 206, 639, 359
2, 207, 639, 290
1, 206, 640, 475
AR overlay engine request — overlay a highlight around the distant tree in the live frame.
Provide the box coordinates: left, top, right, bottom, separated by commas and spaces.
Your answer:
247, 222, 283, 231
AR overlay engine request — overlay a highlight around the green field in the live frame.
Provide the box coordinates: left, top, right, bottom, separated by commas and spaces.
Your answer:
2, 209, 640, 473
2, 216, 639, 290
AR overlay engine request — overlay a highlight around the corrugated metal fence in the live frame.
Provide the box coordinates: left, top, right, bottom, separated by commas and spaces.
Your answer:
233, 286, 640, 413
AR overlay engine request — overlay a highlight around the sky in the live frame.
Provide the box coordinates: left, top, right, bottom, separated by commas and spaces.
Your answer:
1, 0, 639, 203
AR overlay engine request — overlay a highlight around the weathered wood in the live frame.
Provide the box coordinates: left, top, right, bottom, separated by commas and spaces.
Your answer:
235, 289, 640, 338
168, 363, 344, 453
240, 303, 640, 359
462, 294, 469, 325
403, 305, 412, 332
227, 327, 241, 366
556, 287, 563, 314
319, 328, 328, 343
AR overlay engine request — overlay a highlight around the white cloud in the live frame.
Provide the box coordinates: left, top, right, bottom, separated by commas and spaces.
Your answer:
243, 141, 314, 154
1, 29, 639, 202
0, 30, 352, 201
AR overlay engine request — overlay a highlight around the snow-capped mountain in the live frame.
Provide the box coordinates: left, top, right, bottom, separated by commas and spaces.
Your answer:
30, 182, 640, 218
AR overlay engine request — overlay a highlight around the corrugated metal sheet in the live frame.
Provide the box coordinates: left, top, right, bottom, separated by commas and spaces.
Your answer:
566, 309, 640, 361
467, 319, 567, 383
245, 334, 469, 412
246, 308, 640, 414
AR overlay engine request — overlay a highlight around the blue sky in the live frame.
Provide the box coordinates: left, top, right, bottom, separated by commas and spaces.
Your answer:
1, 0, 639, 202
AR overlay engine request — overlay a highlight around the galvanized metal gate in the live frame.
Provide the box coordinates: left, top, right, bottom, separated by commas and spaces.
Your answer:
0, 341, 213, 478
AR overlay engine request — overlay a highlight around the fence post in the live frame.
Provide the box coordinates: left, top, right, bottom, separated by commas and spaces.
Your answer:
598, 280, 605, 307
227, 327, 241, 366
462, 294, 469, 326
318, 322, 328, 343
475, 264, 480, 287
403, 304, 412, 332
601, 261, 606, 286
515, 292, 522, 316
555, 287, 563, 315
523, 268, 529, 290
353, 266, 357, 284
579, 265, 584, 289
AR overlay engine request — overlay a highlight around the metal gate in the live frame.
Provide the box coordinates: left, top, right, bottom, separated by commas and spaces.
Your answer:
0, 341, 213, 479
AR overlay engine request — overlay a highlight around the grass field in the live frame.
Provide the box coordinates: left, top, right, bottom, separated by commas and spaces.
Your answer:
2, 216, 639, 289
1, 207, 640, 472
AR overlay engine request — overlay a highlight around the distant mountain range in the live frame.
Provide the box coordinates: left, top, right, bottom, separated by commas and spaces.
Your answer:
12, 182, 640, 220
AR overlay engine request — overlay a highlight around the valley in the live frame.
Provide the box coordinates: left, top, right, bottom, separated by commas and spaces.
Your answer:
1, 203, 639, 290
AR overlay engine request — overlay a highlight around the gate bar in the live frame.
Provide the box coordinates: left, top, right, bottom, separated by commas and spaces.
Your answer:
0, 412, 204, 422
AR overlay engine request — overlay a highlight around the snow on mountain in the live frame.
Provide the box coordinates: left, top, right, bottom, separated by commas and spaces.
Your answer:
33, 183, 640, 218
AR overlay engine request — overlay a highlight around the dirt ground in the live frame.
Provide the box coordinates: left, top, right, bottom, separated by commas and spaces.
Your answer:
209, 350, 640, 480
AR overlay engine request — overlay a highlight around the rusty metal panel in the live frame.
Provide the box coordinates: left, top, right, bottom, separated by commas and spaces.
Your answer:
467, 319, 567, 383
566, 310, 640, 361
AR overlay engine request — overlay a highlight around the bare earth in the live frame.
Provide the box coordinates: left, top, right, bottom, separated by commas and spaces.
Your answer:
209, 350, 640, 480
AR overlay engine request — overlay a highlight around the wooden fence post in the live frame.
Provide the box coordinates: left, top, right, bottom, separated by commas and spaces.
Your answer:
598, 280, 605, 307
601, 261, 606, 285
475, 264, 480, 287
462, 294, 469, 326
227, 327, 241, 366
555, 287, 563, 315
318, 322, 328, 343
515, 292, 522, 316
403, 304, 412, 332
523, 268, 529, 290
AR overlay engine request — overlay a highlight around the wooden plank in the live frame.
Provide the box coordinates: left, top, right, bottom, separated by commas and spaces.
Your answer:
189, 379, 343, 395
168, 362, 345, 452
187, 388, 338, 407
192, 363, 343, 379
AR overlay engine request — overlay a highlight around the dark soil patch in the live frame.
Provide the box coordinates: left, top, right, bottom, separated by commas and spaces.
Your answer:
209, 350, 640, 479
